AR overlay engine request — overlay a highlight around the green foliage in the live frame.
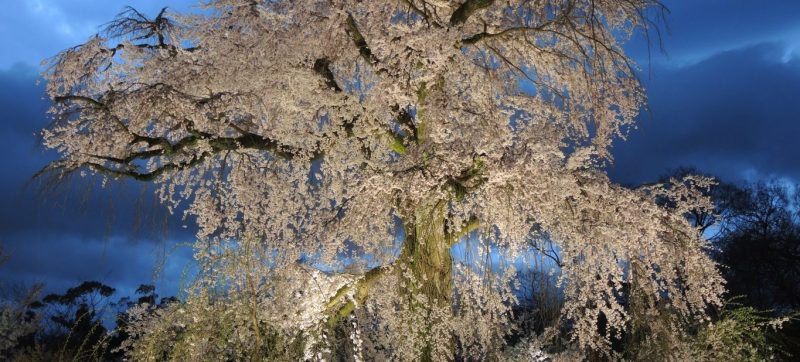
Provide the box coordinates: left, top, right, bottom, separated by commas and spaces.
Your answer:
124, 292, 306, 361
620, 296, 798, 362
690, 302, 797, 362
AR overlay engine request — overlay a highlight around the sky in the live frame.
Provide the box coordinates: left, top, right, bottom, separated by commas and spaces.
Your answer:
0, 0, 798, 301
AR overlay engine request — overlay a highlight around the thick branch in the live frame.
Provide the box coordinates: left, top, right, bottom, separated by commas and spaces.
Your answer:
324, 265, 387, 327
462, 25, 549, 45
345, 14, 379, 65
53, 95, 107, 109
313, 57, 342, 92
40, 129, 319, 183
443, 154, 486, 199
450, 0, 494, 26
84, 152, 207, 182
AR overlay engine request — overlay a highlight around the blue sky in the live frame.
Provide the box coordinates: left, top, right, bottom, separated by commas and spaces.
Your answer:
0, 0, 798, 299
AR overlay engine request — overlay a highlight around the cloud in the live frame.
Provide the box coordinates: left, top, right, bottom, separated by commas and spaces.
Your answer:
0, 231, 194, 298
0, 66, 191, 239
626, 0, 800, 67
0, 66, 193, 297
610, 43, 800, 185
0, 0, 196, 70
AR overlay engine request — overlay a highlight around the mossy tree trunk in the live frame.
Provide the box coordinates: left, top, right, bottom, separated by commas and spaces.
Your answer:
397, 199, 455, 361
399, 200, 453, 306
325, 199, 459, 360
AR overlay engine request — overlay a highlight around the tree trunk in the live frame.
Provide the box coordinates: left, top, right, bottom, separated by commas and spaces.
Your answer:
399, 199, 453, 305
324, 199, 456, 360
397, 199, 454, 361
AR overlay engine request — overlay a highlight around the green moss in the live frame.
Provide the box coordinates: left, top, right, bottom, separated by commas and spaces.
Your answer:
386, 131, 407, 154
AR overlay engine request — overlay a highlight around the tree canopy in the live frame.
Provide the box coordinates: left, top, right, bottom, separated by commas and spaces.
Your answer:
39, 0, 727, 359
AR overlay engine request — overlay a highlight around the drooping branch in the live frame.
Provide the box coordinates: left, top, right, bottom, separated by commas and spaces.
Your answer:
447, 215, 479, 246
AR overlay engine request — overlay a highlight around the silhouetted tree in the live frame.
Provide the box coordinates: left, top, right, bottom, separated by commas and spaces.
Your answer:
39, 281, 115, 360
715, 181, 800, 311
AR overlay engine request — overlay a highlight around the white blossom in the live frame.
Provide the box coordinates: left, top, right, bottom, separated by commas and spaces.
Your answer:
40, 0, 725, 359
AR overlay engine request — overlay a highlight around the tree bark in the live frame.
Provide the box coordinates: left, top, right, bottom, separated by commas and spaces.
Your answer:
397, 200, 454, 361
399, 200, 453, 306
324, 199, 455, 360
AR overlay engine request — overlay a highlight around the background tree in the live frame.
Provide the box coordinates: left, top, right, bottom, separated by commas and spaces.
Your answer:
37, 281, 116, 359
716, 180, 800, 358
1, 278, 179, 361
0, 244, 42, 359
39, 0, 726, 359
716, 181, 800, 311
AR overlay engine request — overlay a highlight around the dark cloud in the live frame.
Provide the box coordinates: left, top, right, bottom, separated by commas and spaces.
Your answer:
627, 0, 800, 65
0, 231, 194, 299
0, 66, 190, 239
609, 43, 800, 185
0, 65, 192, 297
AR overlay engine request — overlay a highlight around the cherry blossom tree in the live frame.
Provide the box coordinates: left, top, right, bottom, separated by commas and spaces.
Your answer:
39, 0, 725, 359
